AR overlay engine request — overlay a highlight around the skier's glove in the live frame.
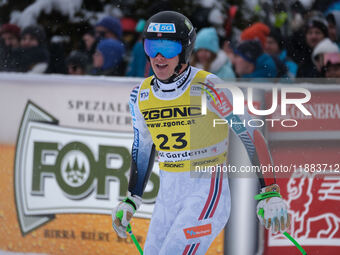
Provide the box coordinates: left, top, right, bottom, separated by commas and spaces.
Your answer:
255, 184, 291, 233
112, 194, 142, 238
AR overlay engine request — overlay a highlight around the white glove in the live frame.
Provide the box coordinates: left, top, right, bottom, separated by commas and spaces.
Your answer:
112, 194, 142, 238
256, 184, 291, 233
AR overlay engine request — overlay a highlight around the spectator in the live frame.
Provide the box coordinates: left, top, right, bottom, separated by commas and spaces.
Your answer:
82, 30, 97, 53
264, 28, 298, 78
126, 19, 153, 77
323, 52, 340, 78
19, 25, 49, 73
95, 16, 126, 75
233, 40, 277, 79
326, 11, 340, 47
92, 38, 125, 76
95, 16, 123, 40
312, 38, 339, 74
0, 23, 21, 71
81, 30, 97, 69
296, 14, 329, 78
191, 27, 235, 80
240, 22, 270, 48
0, 24, 20, 49
66, 50, 89, 75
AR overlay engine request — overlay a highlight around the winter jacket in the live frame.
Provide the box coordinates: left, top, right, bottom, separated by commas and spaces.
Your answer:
211, 51, 235, 80
16, 46, 49, 73
195, 50, 235, 80
0, 42, 21, 72
242, 53, 277, 79
279, 50, 298, 78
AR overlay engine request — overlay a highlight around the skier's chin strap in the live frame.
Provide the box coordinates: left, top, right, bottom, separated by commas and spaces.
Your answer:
155, 62, 187, 84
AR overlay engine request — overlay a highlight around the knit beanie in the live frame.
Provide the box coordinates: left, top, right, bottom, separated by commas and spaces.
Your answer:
66, 51, 89, 70
0, 24, 20, 38
312, 38, 339, 64
241, 22, 270, 48
96, 39, 125, 70
306, 15, 328, 37
234, 40, 263, 64
96, 16, 122, 39
21, 25, 46, 45
194, 27, 219, 54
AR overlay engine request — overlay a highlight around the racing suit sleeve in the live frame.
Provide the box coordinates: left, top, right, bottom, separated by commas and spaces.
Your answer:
204, 74, 275, 188
128, 85, 156, 197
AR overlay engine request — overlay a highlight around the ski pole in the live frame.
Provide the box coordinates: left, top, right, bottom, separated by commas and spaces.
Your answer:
283, 231, 307, 255
116, 211, 143, 255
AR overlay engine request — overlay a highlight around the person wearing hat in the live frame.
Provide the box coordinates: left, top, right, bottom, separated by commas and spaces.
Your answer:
323, 52, 340, 78
297, 14, 329, 78
112, 11, 290, 254
191, 27, 235, 80
66, 50, 89, 75
264, 28, 298, 78
240, 22, 270, 48
95, 16, 123, 41
18, 25, 49, 73
20, 25, 47, 48
0, 23, 20, 49
0, 23, 21, 71
92, 38, 125, 76
305, 15, 328, 50
233, 40, 277, 79
311, 38, 339, 75
94, 16, 126, 76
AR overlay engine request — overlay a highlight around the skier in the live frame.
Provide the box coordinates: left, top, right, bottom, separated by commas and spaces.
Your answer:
112, 11, 290, 254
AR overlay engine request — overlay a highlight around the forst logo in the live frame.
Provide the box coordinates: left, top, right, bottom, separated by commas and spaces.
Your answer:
15, 102, 160, 235
32, 141, 130, 199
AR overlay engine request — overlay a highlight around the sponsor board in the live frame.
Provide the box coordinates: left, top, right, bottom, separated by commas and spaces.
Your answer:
264, 139, 340, 255
15, 101, 160, 235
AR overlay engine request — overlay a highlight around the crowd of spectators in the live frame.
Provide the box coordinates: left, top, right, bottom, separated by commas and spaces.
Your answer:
1, 2, 340, 81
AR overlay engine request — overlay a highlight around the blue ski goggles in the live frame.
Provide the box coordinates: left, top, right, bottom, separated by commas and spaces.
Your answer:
144, 39, 182, 59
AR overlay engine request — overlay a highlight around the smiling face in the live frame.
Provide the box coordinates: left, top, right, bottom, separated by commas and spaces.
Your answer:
150, 53, 181, 81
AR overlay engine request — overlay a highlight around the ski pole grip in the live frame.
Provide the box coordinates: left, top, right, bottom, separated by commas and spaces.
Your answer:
254, 191, 281, 201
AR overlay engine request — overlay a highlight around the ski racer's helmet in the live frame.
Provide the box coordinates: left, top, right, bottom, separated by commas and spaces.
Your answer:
143, 11, 196, 67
